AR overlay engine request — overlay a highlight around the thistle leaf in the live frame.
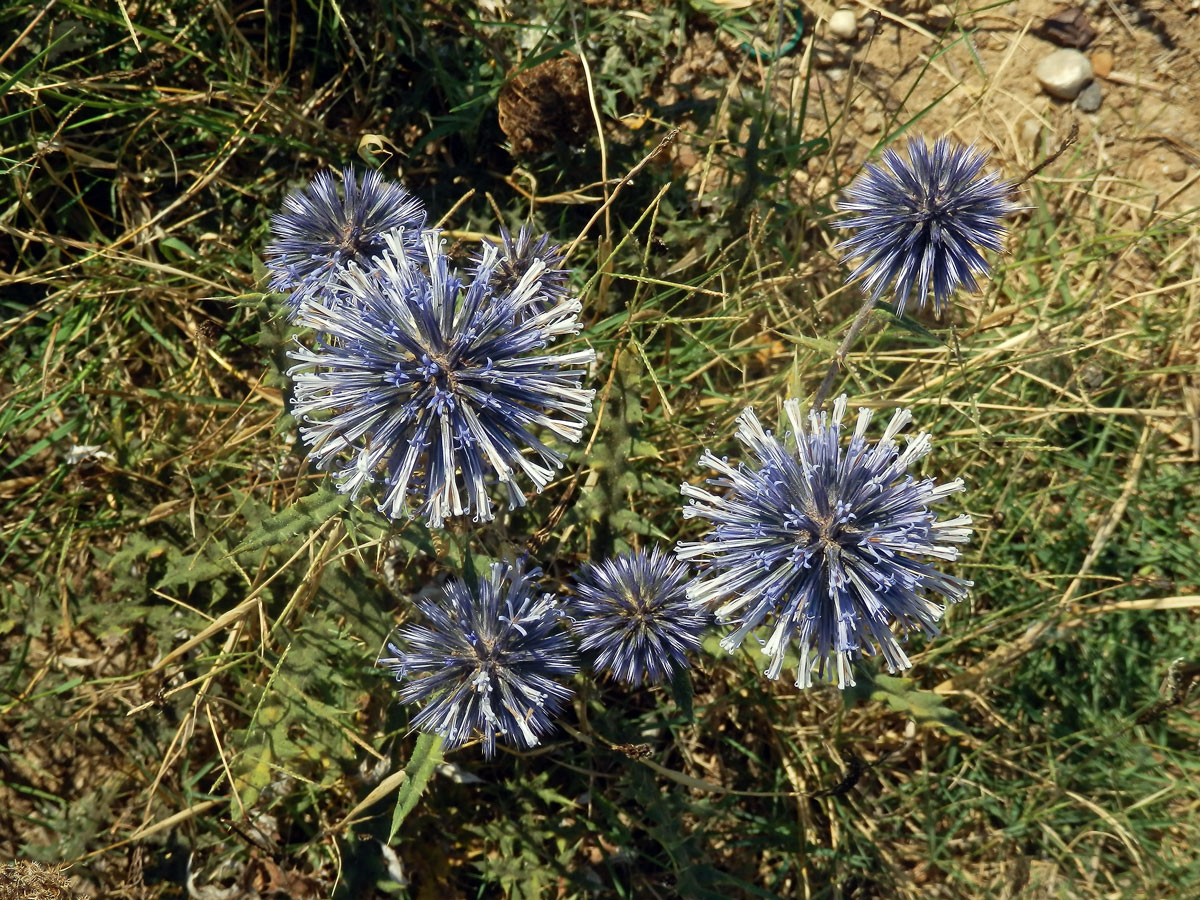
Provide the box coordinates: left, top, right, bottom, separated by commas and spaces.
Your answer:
389, 732, 444, 842
850, 672, 968, 736
233, 484, 348, 554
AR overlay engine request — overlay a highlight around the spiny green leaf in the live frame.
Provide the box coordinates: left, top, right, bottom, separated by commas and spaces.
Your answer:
232, 484, 348, 554
669, 665, 695, 724
889, 307, 944, 344
389, 732, 444, 842
851, 672, 968, 736
233, 701, 284, 812
157, 546, 228, 590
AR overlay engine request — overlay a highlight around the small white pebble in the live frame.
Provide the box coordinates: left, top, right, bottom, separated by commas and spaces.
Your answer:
829, 8, 858, 41
1036, 49, 1093, 100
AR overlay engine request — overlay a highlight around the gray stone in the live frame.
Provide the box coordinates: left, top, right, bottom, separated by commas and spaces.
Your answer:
829, 8, 858, 41
1036, 49, 1093, 100
1076, 80, 1103, 112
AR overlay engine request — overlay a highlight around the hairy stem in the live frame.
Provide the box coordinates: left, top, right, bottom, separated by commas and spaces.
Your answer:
811, 293, 879, 413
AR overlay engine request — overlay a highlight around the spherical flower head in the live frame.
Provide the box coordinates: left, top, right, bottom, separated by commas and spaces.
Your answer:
676, 396, 973, 690
265, 165, 427, 317
287, 230, 596, 527
482, 225, 571, 314
569, 546, 710, 686
379, 561, 578, 757
834, 136, 1019, 316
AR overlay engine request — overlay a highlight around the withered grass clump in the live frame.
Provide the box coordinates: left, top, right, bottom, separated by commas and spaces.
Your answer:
498, 54, 593, 155
0, 861, 79, 900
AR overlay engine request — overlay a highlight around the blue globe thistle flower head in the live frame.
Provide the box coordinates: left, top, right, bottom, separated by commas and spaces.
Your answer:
834, 136, 1019, 316
379, 560, 578, 757
485, 225, 571, 314
287, 230, 596, 527
676, 396, 973, 690
569, 546, 710, 686
265, 165, 427, 317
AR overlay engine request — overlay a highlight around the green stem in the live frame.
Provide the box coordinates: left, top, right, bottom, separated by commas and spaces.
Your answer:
812, 293, 879, 413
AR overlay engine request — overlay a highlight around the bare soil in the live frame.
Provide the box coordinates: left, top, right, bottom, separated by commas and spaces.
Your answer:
817, 0, 1200, 210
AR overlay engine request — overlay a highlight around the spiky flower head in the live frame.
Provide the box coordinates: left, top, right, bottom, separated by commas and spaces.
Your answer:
265, 165, 427, 317
379, 560, 577, 757
569, 546, 709, 686
834, 136, 1019, 316
287, 230, 595, 527
676, 396, 973, 689
479, 225, 571, 314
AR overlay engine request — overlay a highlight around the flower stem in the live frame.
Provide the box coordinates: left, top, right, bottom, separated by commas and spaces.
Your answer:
1016, 122, 1078, 188
812, 292, 879, 413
